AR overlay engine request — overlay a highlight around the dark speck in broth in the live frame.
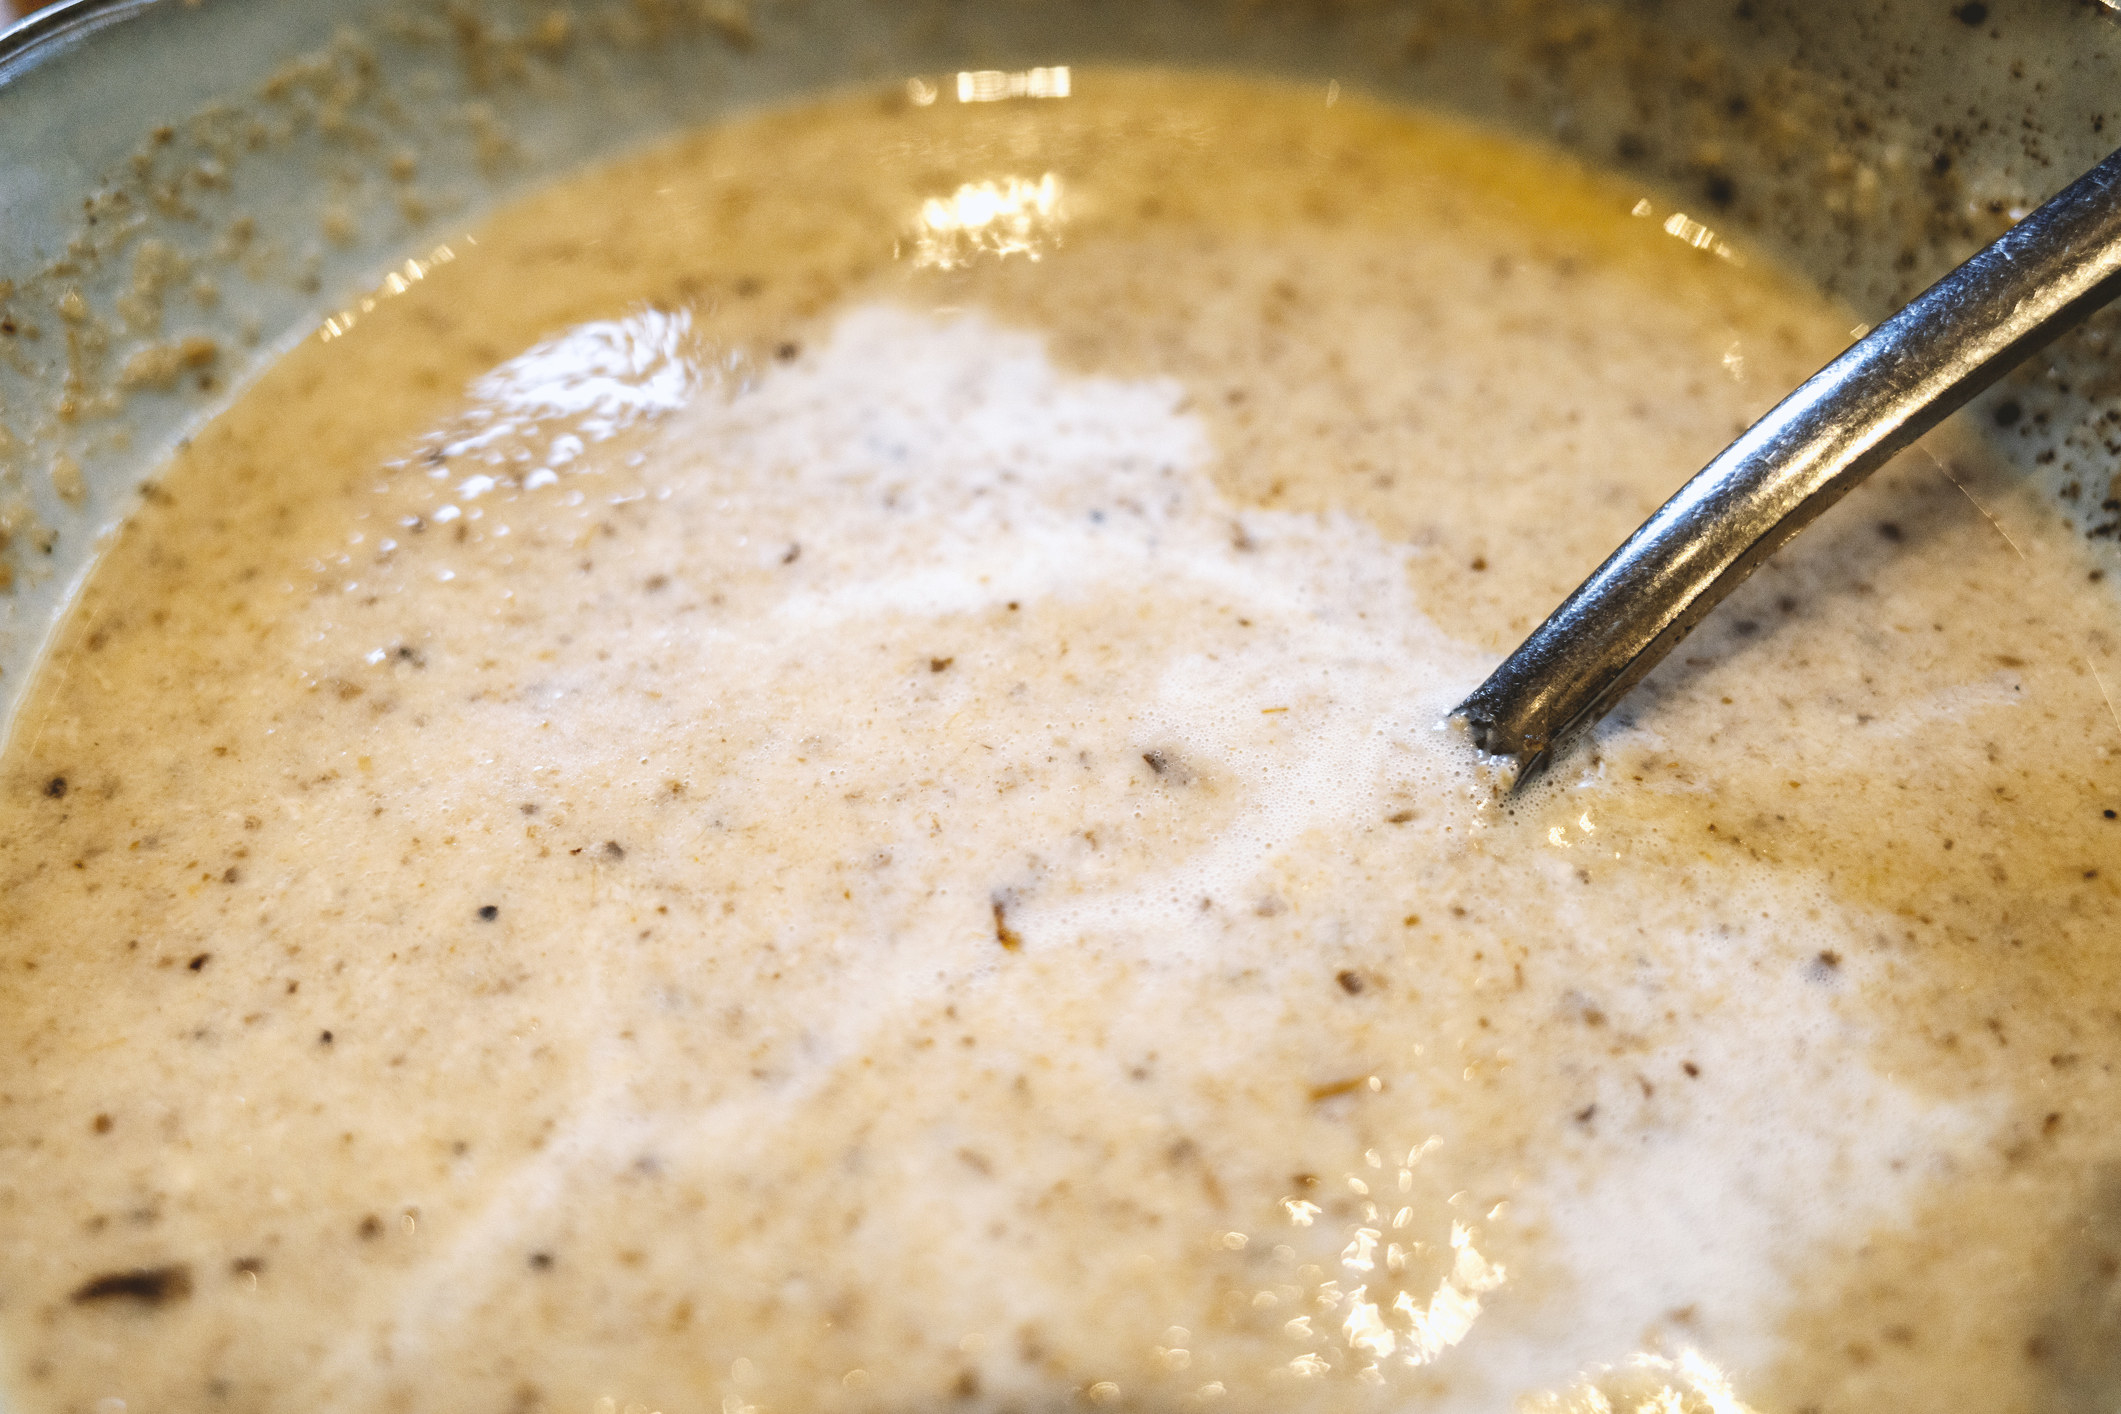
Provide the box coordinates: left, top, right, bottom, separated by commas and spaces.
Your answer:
71, 1266, 192, 1307
992, 899, 1024, 952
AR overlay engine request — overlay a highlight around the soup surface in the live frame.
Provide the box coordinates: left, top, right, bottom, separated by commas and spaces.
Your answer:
2, 71, 2118, 1414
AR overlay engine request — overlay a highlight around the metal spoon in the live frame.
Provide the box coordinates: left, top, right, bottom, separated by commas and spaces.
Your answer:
1452, 145, 2121, 788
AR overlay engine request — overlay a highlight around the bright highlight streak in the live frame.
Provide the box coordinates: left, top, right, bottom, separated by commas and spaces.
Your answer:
317, 241, 460, 343
956, 66, 1071, 102
911, 174, 1063, 269
1660, 211, 1744, 264
1521, 1349, 1760, 1413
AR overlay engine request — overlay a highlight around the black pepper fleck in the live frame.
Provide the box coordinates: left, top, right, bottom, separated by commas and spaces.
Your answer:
71, 1266, 192, 1306
44, 776, 66, 799
1336, 970, 1365, 995
1993, 399, 2022, 427
477, 904, 499, 921
1952, 1, 1988, 24
187, 953, 210, 971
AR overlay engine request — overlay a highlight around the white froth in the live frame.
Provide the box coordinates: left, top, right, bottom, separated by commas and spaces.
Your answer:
524, 302, 1972, 1405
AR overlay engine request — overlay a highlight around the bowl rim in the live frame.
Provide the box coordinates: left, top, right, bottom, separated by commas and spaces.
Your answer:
0, 0, 160, 86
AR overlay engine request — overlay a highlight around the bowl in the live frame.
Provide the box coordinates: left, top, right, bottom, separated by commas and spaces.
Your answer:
1, 2, 2118, 1409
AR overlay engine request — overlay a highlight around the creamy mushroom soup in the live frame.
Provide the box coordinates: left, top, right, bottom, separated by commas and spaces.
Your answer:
2, 71, 2118, 1414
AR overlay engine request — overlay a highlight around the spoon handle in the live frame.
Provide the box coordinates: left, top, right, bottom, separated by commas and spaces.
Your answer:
1453, 145, 2121, 786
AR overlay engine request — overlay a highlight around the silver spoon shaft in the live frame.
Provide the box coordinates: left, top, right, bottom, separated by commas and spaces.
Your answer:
1454, 146, 2121, 784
